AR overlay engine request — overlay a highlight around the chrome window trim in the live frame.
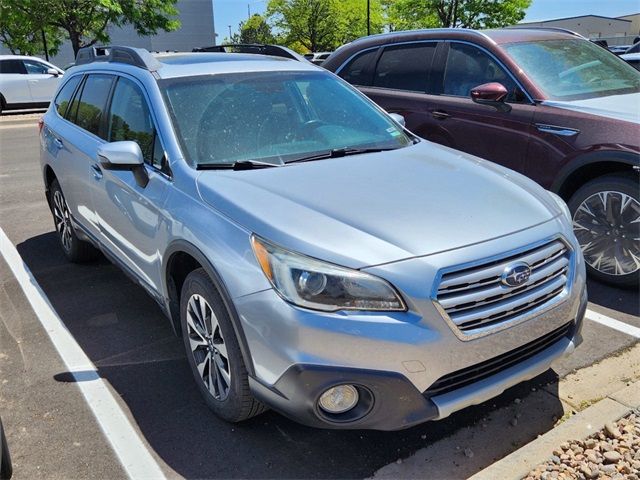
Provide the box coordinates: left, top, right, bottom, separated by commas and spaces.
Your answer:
441, 39, 535, 104
430, 234, 576, 341
334, 38, 535, 104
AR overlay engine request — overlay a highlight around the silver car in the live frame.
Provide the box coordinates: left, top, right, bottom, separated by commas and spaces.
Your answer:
39, 46, 587, 430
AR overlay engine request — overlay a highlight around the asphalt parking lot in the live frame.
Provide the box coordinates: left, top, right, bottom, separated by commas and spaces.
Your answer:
0, 113, 638, 479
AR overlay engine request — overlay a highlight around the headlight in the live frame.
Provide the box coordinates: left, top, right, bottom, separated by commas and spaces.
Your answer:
548, 191, 571, 222
251, 236, 405, 312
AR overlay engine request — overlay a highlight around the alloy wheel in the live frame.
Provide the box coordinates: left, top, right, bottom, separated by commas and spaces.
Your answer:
572, 190, 640, 276
186, 294, 231, 400
53, 190, 73, 252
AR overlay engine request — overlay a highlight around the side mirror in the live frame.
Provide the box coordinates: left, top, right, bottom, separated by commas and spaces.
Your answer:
389, 112, 406, 127
46, 68, 60, 77
470, 82, 511, 113
97, 141, 148, 187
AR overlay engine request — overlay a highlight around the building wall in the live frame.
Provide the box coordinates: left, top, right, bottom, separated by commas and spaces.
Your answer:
617, 13, 640, 38
0, 0, 215, 68
517, 15, 632, 40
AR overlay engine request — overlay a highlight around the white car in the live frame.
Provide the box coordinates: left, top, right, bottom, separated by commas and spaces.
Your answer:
621, 52, 640, 71
0, 55, 64, 114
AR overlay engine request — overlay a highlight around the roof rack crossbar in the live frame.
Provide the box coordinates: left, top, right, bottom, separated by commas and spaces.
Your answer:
75, 45, 162, 71
192, 44, 306, 62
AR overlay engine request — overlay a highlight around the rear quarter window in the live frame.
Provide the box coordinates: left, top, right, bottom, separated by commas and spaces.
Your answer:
54, 76, 82, 117
338, 49, 378, 86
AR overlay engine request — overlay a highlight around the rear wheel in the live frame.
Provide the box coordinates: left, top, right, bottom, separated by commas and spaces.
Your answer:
568, 174, 639, 288
49, 179, 98, 262
180, 268, 266, 422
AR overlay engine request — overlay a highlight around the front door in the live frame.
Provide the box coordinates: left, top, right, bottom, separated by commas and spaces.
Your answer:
91, 75, 170, 294
425, 41, 536, 173
22, 59, 61, 103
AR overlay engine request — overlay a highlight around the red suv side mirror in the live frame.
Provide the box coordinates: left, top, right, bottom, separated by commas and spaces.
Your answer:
470, 82, 512, 113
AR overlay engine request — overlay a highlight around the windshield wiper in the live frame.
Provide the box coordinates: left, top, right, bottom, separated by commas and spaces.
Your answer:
197, 159, 283, 170
286, 147, 398, 164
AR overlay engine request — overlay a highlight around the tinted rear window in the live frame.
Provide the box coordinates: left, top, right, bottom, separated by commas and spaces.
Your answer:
73, 74, 113, 138
373, 43, 436, 92
0, 60, 26, 74
54, 76, 82, 117
338, 49, 377, 86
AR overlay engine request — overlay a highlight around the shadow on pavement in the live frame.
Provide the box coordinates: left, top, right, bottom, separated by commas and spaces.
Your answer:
585, 277, 639, 317
18, 232, 567, 479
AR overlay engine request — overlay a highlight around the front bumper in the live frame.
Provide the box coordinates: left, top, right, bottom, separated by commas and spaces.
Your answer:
248, 291, 585, 430
235, 221, 587, 430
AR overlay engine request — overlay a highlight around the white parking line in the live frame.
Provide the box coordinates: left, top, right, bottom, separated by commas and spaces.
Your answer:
0, 227, 165, 480
586, 309, 640, 338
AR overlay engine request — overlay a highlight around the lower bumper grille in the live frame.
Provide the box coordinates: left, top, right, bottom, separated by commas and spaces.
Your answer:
423, 321, 573, 398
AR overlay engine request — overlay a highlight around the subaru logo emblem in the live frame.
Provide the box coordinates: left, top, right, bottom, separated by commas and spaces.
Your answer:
501, 262, 531, 287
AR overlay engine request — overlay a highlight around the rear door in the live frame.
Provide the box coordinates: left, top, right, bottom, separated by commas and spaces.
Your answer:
424, 41, 536, 172
342, 42, 444, 141
0, 59, 30, 104
22, 59, 61, 103
51, 73, 115, 237
91, 74, 170, 294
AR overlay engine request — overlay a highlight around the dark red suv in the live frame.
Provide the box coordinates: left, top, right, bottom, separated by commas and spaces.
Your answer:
323, 28, 640, 287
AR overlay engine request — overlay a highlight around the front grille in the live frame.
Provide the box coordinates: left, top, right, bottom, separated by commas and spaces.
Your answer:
436, 238, 571, 333
424, 321, 573, 398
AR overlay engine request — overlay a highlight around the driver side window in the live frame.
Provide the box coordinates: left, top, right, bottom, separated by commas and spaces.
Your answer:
442, 43, 524, 102
107, 77, 166, 171
23, 60, 51, 75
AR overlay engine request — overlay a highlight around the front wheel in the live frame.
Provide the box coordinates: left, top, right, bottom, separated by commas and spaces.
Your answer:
568, 174, 639, 288
180, 268, 266, 422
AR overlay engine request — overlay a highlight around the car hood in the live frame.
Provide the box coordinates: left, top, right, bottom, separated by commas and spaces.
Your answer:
196, 142, 561, 268
541, 92, 640, 124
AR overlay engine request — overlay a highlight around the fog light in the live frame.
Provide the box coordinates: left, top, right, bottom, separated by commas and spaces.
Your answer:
318, 385, 359, 414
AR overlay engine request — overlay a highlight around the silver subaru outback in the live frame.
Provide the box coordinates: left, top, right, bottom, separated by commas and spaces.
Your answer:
39, 46, 587, 430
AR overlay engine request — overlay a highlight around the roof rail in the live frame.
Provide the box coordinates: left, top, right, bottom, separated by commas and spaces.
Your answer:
192, 44, 307, 62
75, 45, 162, 71
506, 26, 585, 38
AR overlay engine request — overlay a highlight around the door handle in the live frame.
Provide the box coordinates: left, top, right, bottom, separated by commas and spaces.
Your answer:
53, 138, 64, 149
91, 164, 103, 180
432, 110, 450, 120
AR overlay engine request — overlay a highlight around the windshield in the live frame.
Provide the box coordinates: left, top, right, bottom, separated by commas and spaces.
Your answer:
504, 39, 640, 101
160, 71, 413, 167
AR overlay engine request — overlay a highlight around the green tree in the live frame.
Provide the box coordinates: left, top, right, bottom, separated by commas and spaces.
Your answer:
267, 0, 384, 52
1, 0, 181, 57
336, 0, 384, 44
238, 14, 276, 44
267, 0, 338, 52
384, 0, 531, 30
0, 0, 62, 56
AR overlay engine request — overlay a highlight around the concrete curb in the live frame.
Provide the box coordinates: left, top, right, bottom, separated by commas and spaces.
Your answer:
469, 381, 640, 480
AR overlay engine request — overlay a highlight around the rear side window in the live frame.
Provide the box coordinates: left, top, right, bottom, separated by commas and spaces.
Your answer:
338, 49, 378, 86
107, 77, 157, 165
72, 74, 114, 138
0, 60, 26, 74
373, 43, 436, 92
23, 60, 50, 74
54, 76, 82, 117
442, 43, 518, 100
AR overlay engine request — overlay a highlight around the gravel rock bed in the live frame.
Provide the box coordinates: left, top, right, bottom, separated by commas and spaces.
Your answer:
524, 412, 640, 479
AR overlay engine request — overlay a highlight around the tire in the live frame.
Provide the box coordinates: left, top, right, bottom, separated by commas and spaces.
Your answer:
49, 179, 98, 263
180, 268, 266, 422
568, 174, 639, 288
0, 419, 12, 480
